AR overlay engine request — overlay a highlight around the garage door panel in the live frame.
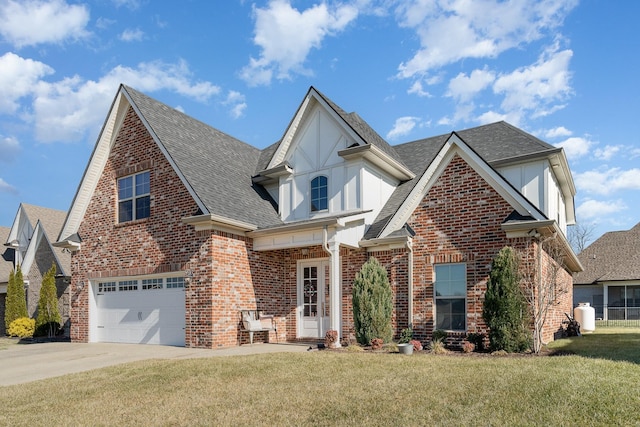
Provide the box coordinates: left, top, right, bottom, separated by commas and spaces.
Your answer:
95, 282, 185, 346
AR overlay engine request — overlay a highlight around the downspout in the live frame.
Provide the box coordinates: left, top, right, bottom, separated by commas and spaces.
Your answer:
322, 225, 331, 256
406, 238, 414, 329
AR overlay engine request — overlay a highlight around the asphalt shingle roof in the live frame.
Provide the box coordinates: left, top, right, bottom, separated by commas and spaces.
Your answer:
364, 121, 561, 239
124, 86, 283, 229
573, 222, 640, 284
123, 87, 561, 238
20, 203, 70, 276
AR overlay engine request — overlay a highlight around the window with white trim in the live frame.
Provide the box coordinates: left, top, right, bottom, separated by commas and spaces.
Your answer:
434, 263, 467, 331
310, 175, 328, 212
118, 171, 150, 222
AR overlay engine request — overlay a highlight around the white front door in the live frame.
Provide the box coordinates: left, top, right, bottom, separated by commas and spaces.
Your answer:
298, 260, 330, 338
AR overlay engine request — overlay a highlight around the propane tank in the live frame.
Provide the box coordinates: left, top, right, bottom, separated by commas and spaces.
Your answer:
574, 302, 596, 333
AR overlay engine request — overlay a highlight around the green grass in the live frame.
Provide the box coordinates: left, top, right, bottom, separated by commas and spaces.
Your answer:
0, 328, 639, 426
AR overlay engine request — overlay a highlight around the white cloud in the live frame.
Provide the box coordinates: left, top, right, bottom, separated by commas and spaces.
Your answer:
240, 0, 358, 86
576, 198, 627, 220
0, 52, 54, 114
543, 126, 572, 138
27, 58, 220, 142
395, 0, 578, 78
120, 28, 144, 42
0, 0, 90, 48
407, 81, 431, 97
574, 168, 640, 195
223, 90, 247, 119
493, 44, 573, 116
594, 144, 621, 161
0, 135, 20, 163
0, 177, 18, 194
386, 116, 421, 140
554, 136, 593, 160
446, 67, 495, 102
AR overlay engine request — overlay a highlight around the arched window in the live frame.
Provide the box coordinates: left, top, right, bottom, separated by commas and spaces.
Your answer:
310, 175, 328, 212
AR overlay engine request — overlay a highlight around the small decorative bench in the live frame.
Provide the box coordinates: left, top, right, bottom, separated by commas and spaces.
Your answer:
240, 310, 277, 344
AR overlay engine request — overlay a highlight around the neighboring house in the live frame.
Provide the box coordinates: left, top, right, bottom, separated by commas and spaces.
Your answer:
4, 204, 71, 335
573, 222, 640, 321
55, 85, 581, 348
0, 226, 13, 335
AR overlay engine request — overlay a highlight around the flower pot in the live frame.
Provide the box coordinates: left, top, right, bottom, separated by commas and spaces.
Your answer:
397, 343, 413, 355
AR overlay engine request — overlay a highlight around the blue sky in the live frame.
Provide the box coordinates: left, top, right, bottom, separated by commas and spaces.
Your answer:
0, 0, 638, 247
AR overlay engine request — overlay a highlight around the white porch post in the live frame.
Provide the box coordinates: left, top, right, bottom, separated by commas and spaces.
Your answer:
328, 242, 342, 342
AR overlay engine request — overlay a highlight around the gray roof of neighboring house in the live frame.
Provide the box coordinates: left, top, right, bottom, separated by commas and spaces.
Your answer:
123, 86, 283, 229
573, 222, 640, 284
364, 122, 560, 239
20, 203, 71, 276
0, 226, 12, 284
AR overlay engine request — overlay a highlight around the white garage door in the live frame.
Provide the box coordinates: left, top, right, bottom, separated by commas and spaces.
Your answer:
95, 277, 185, 346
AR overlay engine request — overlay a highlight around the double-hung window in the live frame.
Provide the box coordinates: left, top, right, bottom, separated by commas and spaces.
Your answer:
310, 175, 328, 212
118, 171, 150, 222
434, 263, 467, 331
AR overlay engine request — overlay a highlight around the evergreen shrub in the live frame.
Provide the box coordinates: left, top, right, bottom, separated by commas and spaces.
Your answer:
352, 257, 393, 345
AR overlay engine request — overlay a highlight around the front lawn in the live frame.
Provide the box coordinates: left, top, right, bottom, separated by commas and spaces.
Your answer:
0, 328, 639, 426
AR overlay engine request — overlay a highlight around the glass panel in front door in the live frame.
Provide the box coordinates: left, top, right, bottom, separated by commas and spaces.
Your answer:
303, 266, 318, 317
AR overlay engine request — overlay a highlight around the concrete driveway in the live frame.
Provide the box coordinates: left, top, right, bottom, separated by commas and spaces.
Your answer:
0, 341, 310, 386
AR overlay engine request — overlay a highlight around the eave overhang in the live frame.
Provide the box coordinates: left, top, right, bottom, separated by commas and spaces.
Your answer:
501, 219, 583, 273
252, 162, 294, 185
182, 213, 258, 234
52, 239, 82, 252
338, 144, 415, 181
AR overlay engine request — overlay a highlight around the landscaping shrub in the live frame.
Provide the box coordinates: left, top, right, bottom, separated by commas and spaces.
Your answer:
466, 332, 486, 352
8, 317, 35, 338
4, 266, 28, 331
352, 257, 393, 345
482, 246, 530, 353
35, 264, 62, 338
431, 329, 447, 343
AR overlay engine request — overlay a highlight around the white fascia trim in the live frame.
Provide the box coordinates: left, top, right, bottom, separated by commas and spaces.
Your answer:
380, 133, 546, 238
501, 219, 583, 273
122, 89, 209, 216
182, 213, 257, 234
57, 91, 129, 242
268, 93, 313, 169
267, 88, 372, 170
52, 239, 81, 252
20, 222, 41, 274
359, 235, 411, 251
338, 144, 415, 181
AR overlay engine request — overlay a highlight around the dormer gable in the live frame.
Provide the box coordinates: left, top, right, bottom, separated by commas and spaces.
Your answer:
254, 87, 414, 223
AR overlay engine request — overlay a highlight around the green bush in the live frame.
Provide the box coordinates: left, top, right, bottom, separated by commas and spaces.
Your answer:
352, 257, 393, 345
482, 246, 530, 352
398, 327, 413, 344
4, 266, 28, 331
8, 317, 35, 338
35, 264, 62, 337
432, 329, 447, 343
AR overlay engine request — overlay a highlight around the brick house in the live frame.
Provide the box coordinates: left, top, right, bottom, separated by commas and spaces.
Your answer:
54, 85, 581, 348
2, 204, 71, 335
